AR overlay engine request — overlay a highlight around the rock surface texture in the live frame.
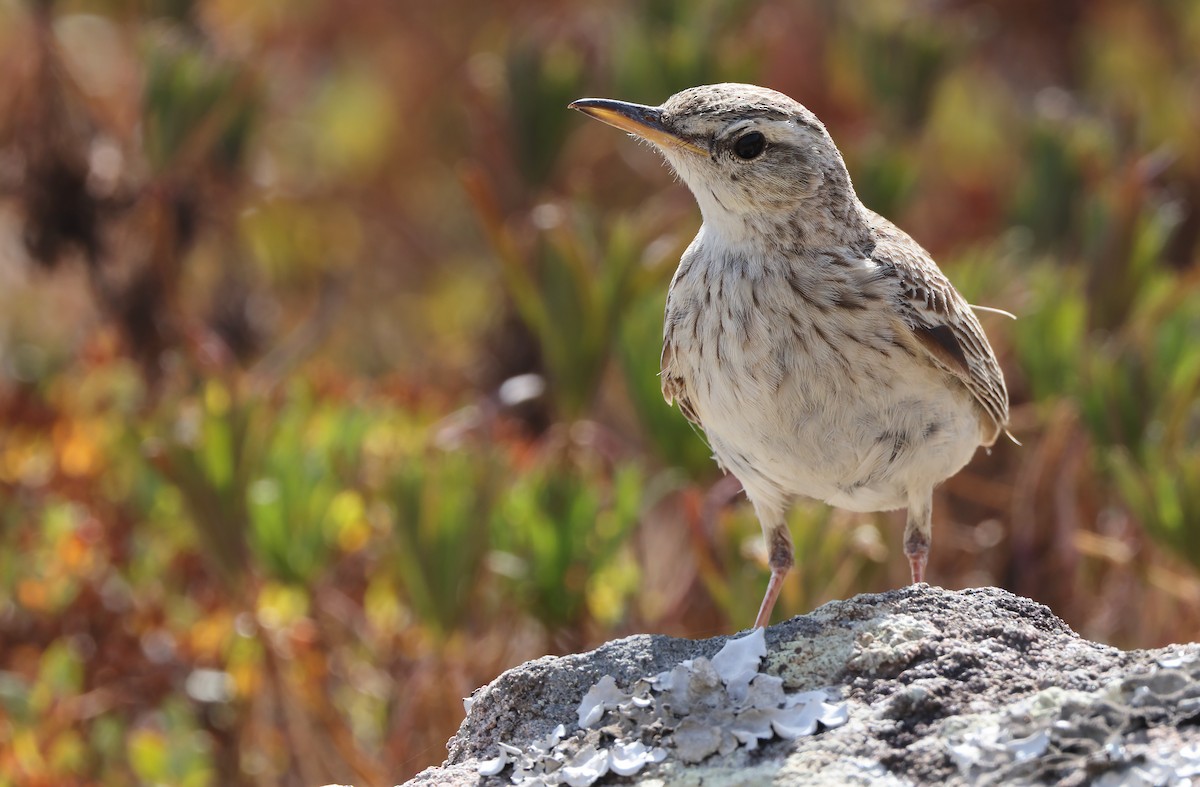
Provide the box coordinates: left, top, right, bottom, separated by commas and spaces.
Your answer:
406, 586, 1200, 786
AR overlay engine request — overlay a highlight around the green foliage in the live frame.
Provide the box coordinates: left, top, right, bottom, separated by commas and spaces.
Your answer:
1011, 113, 1088, 250
1109, 446, 1200, 570
506, 41, 586, 187
126, 699, 214, 787
147, 382, 255, 584
1011, 266, 1090, 404
491, 451, 643, 627
385, 446, 501, 634
148, 382, 370, 587
850, 139, 920, 220
304, 65, 398, 180
841, 3, 956, 131
31, 641, 84, 715
611, 0, 758, 99
488, 208, 668, 419
142, 35, 258, 176
1014, 251, 1200, 571
245, 388, 370, 585
1087, 282, 1200, 568
1081, 183, 1183, 331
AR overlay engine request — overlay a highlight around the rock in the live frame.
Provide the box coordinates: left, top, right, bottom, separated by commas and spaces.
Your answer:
405, 586, 1200, 786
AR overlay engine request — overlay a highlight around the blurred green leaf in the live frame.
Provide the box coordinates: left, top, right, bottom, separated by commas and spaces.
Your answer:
306, 65, 397, 179
128, 729, 169, 784
246, 387, 369, 585
507, 42, 585, 187
0, 671, 31, 723
30, 640, 82, 715
125, 699, 214, 787
612, 0, 758, 100
149, 387, 257, 584
491, 452, 643, 627
850, 140, 919, 220
1011, 266, 1089, 404
1011, 117, 1086, 249
142, 33, 258, 176
844, 4, 955, 130
385, 446, 501, 634
476, 200, 666, 420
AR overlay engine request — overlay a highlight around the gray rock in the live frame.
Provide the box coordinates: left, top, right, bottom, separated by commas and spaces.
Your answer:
404, 585, 1200, 786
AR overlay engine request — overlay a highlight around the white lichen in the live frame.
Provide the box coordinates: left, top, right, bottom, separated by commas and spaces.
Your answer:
476, 628, 849, 785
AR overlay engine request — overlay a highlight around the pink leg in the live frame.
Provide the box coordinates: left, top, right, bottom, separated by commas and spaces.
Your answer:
907, 544, 928, 585
754, 523, 794, 628
904, 492, 932, 585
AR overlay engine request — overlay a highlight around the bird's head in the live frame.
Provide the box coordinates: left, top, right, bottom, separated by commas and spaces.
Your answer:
570, 83, 859, 242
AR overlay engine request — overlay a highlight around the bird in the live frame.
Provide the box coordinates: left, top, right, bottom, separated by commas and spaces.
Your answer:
569, 84, 1009, 628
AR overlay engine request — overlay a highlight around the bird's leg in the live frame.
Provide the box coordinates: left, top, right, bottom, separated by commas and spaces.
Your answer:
754, 511, 793, 629
904, 492, 933, 584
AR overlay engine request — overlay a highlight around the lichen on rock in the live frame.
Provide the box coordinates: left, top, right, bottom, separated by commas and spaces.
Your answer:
470, 627, 847, 785
406, 587, 1200, 787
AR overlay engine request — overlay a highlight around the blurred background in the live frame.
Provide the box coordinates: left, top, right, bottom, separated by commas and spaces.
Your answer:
1, 0, 1200, 783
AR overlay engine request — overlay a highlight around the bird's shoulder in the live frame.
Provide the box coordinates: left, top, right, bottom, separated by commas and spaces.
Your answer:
862, 209, 1010, 443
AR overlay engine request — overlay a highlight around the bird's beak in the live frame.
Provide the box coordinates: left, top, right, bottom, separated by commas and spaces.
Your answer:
568, 98, 706, 156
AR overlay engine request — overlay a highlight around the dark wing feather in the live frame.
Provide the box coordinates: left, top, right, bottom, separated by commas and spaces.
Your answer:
866, 211, 1010, 444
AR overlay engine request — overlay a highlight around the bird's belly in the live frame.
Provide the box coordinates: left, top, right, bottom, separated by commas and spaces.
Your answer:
691, 342, 982, 513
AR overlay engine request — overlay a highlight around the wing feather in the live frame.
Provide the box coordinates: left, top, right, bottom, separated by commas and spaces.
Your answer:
866, 211, 1010, 444
660, 339, 701, 425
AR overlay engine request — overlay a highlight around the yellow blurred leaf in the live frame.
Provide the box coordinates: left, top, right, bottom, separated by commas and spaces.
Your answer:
48, 728, 87, 773
337, 517, 371, 554
329, 489, 370, 552
256, 582, 310, 631
12, 728, 44, 775
925, 69, 1017, 186
309, 66, 397, 178
364, 577, 405, 635
204, 380, 231, 418
128, 729, 169, 783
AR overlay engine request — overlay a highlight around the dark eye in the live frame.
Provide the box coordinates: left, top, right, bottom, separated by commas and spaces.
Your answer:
733, 131, 766, 160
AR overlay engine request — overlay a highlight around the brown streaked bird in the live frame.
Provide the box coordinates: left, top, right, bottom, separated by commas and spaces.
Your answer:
569, 84, 1010, 628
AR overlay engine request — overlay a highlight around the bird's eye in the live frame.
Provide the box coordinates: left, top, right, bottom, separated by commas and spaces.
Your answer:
733, 131, 766, 160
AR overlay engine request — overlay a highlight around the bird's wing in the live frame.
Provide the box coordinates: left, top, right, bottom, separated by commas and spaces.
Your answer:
660, 339, 701, 426
867, 213, 1009, 444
